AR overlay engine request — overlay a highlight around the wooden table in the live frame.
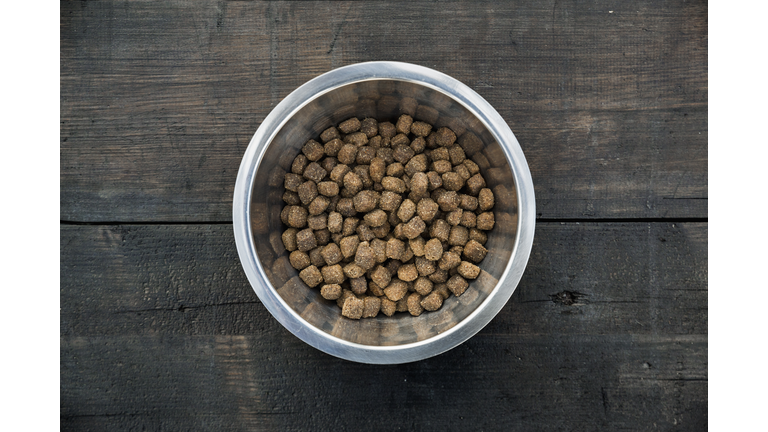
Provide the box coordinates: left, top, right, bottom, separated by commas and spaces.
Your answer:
61, 1, 707, 430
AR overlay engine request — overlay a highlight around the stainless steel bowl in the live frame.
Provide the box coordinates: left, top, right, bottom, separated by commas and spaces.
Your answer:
233, 61, 535, 364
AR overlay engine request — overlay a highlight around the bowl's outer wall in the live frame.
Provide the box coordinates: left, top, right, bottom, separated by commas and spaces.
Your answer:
233, 62, 535, 364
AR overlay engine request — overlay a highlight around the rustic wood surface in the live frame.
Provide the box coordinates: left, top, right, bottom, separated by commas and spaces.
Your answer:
60, 0, 707, 430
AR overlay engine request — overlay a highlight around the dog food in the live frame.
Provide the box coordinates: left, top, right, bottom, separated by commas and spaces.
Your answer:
282, 115, 495, 319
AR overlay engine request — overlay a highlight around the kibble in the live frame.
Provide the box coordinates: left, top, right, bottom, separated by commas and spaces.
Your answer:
279, 116, 499, 319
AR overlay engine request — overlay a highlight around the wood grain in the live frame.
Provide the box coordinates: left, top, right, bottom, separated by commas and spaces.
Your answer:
61, 222, 707, 430
60, 0, 707, 222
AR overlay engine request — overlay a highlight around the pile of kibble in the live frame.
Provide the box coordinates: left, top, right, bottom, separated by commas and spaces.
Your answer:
280, 114, 495, 319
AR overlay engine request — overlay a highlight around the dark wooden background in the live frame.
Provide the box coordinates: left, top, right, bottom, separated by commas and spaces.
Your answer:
61, 1, 707, 430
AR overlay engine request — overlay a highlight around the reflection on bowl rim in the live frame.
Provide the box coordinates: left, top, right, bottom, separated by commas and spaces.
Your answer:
233, 61, 535, 364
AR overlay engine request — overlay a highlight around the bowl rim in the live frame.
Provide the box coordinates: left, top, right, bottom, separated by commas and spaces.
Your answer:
233, 61, 535, 364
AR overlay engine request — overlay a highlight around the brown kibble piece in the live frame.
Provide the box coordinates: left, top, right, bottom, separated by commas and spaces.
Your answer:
454, 164, 471, 181
378, 122, 396, 138
469, 228, 488, 245
448, 226, 469, 246
360, 118, 378, 138
457, 261, 481, 279
355, 242, 376, 270
283, 206, 308, 228
371, 239, 388, 263
350, 277, 368, 295
283, 190, 301, 206
339, 235, 360, 259
459, 194, 479, 211
307, 214, 327, 230
409, 237, 426, 257
382, 176, 407, 193
435, 127, 457, 147
463, 239, 488, 263
429, 219, 451, 242
299, 265, 323, 288
397, 199, 416, 223
405, 155, 429, 177
396, 114, 413, 134
386, 238, 406, 260
428, 269, 449, 284
446, 274, 469, 296
330, 164, 350, 185
320, 284, 342, 300
370, 221, 390, 238
414, 256, 436, 276
321, 264, 345, 284
353, 190, 379, 213
362, 296, 381, 318
337, 144, 358, 165
410, 137, 426, 154
384, 279, 409, 302
402, 216, 426, 239
363, 209, 387, 227
324, 138, 343, 157
397, 263, 419, 282
436, 190, 460, 211
379, 191, 402, 212
343, 171, 363, 195
282, 228, 298, 251
338, 117, 361, 133
466, 173, 487, 196
442, 172, 464, 191
320, 126, 340, 143
426, 171, 443, 190
371, 265, 391, 288
431, 159, 452, 174
386, 162, 404, 177
289, 250, 311, 270
407, 293, 424, 316
303, 162, 327, 183
478, 188, 495, 211
327, 212, 343, 233
344, 132, 368, 146
302, 139, 325, 161
308, 196, 330, 215
380, 298, 396, 316
356, 223, 375, 242
343, 263, 366, 279
448, 145, 466, 165
425, 238, 443, 261
317, 181, 339, 197
476, 212, 495, 230
438, 251, 461, 271
321, 243, 343, 265
446, 209, 463, 226
395, 297, 409, 312
355, 146, 376, 165
410, 121, 432, 137
392, 144, 415, 164
342, 217, 359, 237
296, 228, 317, 252
292, 154, 309, 174
413, 277, 433, 296
420, 292, 443, 311
336, 198, 356, 217
284, 173, 304, 192
369, 157, 386, 183
433, 283, 451, 300
409, 171, 429, 197
341, 296, 364, 319
460, 211, 477, 228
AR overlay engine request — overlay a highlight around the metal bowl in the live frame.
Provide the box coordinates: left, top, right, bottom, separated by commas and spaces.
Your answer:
233, 61, 535, 364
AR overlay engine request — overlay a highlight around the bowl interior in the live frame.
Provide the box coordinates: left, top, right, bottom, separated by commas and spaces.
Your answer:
249, 79, 518, 347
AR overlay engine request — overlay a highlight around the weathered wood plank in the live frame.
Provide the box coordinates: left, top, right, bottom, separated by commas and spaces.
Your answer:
60, 223, 707, 337
60, 0, 707, 222
60, 222, 706, 429
61, 334, 706, 431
